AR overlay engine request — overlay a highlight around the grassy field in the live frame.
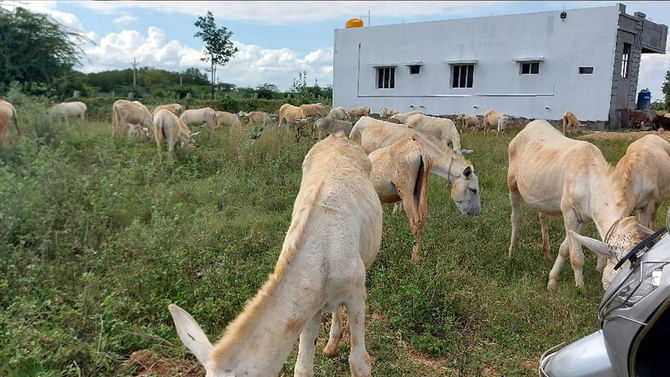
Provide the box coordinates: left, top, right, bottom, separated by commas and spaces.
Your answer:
1, 97, 667, 377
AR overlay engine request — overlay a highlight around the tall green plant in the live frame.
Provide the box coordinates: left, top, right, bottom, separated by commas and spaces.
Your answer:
290, 71, 330, 103
194, 11, 238, 100
0, 7, 85, 89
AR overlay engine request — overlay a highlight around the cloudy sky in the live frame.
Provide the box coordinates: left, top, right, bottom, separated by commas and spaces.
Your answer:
2, 1, 670, 100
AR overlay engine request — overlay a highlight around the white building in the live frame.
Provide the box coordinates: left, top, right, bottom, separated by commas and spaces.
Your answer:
333, 4, 667, 128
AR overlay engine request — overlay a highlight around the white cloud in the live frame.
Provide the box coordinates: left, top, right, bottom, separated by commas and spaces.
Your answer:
85, 31, 97, 43
81, 27, 205, 72
215, 43, 333, 89
113, 15, 137, 26
80, 26, 332, 91
74, 1, 517, 25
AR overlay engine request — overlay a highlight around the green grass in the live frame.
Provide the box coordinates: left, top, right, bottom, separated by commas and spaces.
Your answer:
1, 99, 667, 377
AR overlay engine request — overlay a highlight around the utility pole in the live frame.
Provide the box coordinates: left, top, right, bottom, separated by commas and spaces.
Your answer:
361, 10, 371, 26
132, 58, 137, 88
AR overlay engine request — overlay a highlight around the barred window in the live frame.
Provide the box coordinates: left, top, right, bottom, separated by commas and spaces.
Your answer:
376, 67, 395, 88
520, 62, 540, 75
452, 64, 474, 88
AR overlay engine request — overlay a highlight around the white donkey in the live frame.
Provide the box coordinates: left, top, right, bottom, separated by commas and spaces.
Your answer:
169, 132, 383, 377
369, 136, 432, 262
508, 120, 654, 291
48, 101, 87, 123
614, 134, 670, 229
350, 116, 481, 217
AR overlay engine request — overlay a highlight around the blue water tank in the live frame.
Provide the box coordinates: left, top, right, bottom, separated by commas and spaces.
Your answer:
637, 89, 651, 110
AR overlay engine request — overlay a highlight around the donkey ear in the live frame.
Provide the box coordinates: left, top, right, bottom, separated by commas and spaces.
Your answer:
569, 230, 611, 257
168, 304, 212, 367
463, 166, 472, 177
634, 223, 655, 237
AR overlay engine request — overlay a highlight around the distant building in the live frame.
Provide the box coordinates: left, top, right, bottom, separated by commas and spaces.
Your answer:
333, 4, 667, 128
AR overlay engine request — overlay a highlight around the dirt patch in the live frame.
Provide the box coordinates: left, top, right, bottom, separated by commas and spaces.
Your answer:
578, 130, 670, 142
519, 358, 538, 371
406, 349, 459, 375
123, 349, 203, 377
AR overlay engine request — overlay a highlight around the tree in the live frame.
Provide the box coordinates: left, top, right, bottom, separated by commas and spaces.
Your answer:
50, 70, 93, 99
194, 11, 238, 99
216, 82, 236, 92
291, 71, 308, 94
0, 7, 84, 90
85, 69, 133, 92
235, 86, 257, 99
662, 70, 670, 108
181, 67, 209, 85
138, 67, 172, 87
255, 83, 279, 99
290, 71, 331, 102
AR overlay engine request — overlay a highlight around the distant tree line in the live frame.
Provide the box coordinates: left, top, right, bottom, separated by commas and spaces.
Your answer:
0, 5, 332, 103
81, 67, 331, 103
83, 66, 212, 99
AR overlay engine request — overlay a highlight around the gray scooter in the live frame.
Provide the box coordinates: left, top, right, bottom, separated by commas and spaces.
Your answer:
539, 211, 670, 377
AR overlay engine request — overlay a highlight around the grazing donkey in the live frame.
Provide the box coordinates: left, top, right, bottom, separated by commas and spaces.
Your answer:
0, 99, 22, 146
350, 116, 481, 217
614, 134, 670, 229
369, 136, 431, 262
507, 120, 654, 291
169, 132, 383, 377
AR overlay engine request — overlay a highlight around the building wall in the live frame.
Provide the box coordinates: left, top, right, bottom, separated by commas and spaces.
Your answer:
609, 14, 641, 128
334, 6, 621, 121
609, 5, 667, 128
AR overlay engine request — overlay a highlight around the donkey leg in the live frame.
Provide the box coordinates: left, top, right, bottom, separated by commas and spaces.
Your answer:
294, 311, 321, 377
410, 225, 424, 264
639, 203, 655, 230
539, 212, 551, 259
323, 306, 344, 358
596, 254, 607, 273
548, 236, 569, 291
154, 128, 163, 160
346, 290, 371, 377
650, 204, 658, 230
567, 219, 586, 292
508, 185, 522, 257
547, 211, 582, 290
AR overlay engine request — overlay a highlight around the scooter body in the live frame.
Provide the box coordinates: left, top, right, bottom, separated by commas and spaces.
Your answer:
540, 229, 670, 377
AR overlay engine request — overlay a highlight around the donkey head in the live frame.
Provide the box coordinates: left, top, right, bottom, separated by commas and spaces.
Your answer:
570, 217, 655, 289
450, 164, 481, 216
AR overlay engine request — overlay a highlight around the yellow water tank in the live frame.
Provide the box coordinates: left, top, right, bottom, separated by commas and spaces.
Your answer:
346, 18, 364, 28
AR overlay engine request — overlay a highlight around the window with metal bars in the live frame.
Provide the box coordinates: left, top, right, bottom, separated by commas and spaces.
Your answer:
520, 62, 540, 75
376, 67, 395, 88
452, 64, 474, 88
